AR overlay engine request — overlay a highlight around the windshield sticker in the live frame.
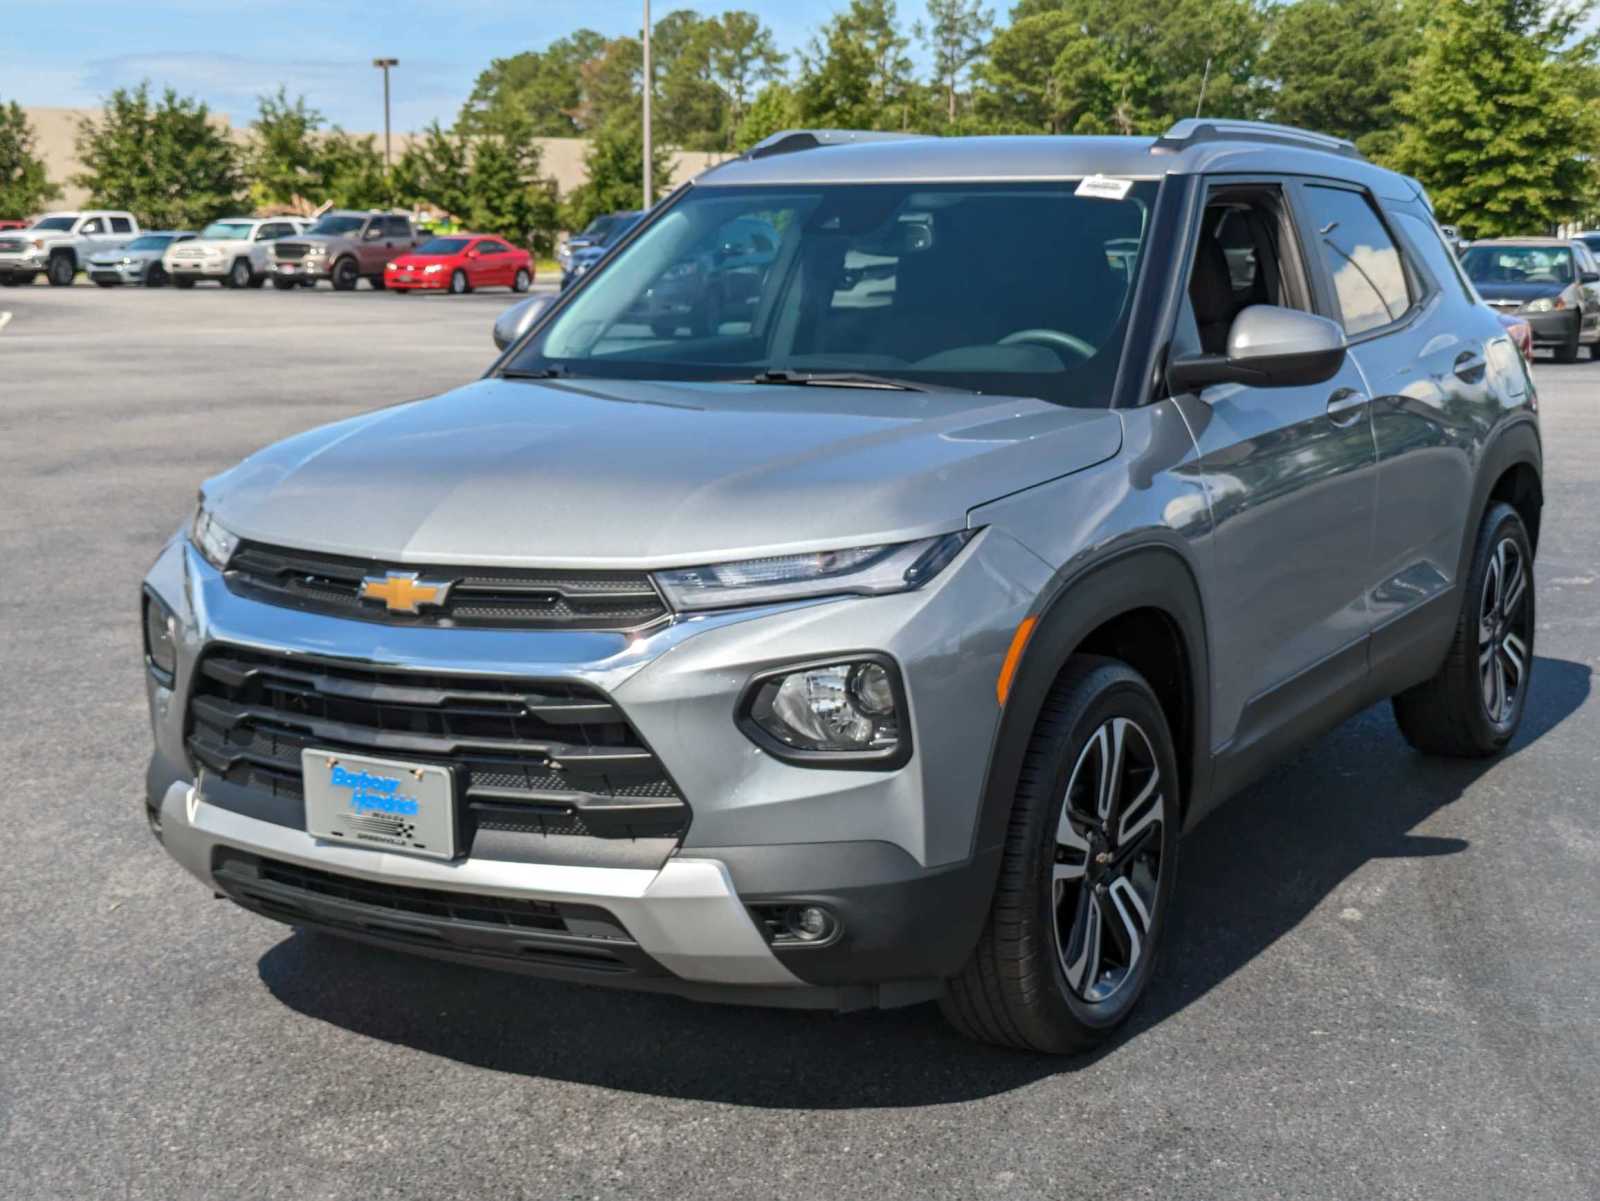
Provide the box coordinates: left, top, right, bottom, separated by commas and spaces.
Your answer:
1075, 175, 1135, 201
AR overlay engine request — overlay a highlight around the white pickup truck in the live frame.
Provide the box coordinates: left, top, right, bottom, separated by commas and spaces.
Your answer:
163, 216, 312, 289
0, 210, 140, 286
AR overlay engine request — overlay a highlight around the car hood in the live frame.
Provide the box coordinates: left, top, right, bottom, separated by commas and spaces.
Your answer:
1472, 280, 1569, 303
170, 238, 245, 253
206, 377, 1123, 568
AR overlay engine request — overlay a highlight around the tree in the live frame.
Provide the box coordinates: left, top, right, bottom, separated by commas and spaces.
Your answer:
561, 115, 671, 231
465, 114, 560, 254
711, 11, 787, 149
391, 120, 472, 219
74, 82, 243, 227
1390, 0, 1600, 237
459, 31, 609, 138
0, 100, 60, 218
654, 10, 728, 150
247, 88, 324, 208
797, 0, 919, 130
916, 0, 995, 123
572, 36, 646, 133
735, 82, 802, 148
1261, 0, 1424, 158
316, 129, 388, 208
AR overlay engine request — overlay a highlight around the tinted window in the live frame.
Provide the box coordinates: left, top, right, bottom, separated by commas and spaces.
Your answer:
512, 182, 1157, 407
308, 215, 365, 236
32, 216, 74, 231
1393, 212, 1475, 303
1301, 186, 1411, 335
125, 235, 174, 251
381, 216, 410, 237
1460, 244, 1574, 285
478, 241, 512, 255
201, 221, 254, 240
110, 216, 133, 233
416, 237, 469, 254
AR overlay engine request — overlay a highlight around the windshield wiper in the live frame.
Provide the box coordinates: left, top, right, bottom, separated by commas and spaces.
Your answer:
748, 369, 965, 393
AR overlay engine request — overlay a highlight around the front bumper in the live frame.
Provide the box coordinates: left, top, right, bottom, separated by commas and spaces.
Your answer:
272, 260, 329, 281
1523, 307, 1580, 346
0, 253, 44, 275
143, 528, 1049, 1007
88, 261, 146, 284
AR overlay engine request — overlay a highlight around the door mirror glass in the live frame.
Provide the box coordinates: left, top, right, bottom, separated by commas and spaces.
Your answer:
1581, 270, 1600, 284
1169, 304, 1347, 392
493, 294, 554, 350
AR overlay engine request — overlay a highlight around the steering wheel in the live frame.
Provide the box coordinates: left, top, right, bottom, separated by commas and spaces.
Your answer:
999, 328, 1097, 361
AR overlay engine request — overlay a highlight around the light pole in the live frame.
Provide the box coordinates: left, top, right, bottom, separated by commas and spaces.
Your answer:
642, 0, 653, 208
372, 57, 399, 168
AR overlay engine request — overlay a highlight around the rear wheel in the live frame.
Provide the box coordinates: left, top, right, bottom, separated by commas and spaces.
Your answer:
224, 257, 252, 289
512, 268, 531, 293
146, 263, 169, 288
2, 272, 34, 286
173, 276, 196, 289
47, 254, 75, 286
331, 257, 359, 291
449, 269, 470, 295
941, 656, 1179, 1052
1392, 502, 1534, 756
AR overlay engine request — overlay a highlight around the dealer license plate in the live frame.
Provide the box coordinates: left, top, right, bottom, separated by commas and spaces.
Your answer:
302, 749, 456, 860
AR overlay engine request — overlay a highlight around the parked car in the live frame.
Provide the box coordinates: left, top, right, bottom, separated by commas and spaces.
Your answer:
87, 231, 197, 287
1575, 230, 1600, 258
1460, 237, 1600, 361
0, 218, 28, 231
163, 217, 308, 289
1497, 311, 1534, 363
1438, 223, 1467, 257
385, 234, 533, 294
557, 211, 636, 272
146, 122, 1541, 1053
269, 211, 424, 291
631, 216, 780, 336
0, 209, 139, 286
561, 210, 641, 289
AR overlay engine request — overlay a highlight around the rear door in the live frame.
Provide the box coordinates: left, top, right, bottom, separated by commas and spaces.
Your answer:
477, 240, 512, 286
1166, 179, 1378, 757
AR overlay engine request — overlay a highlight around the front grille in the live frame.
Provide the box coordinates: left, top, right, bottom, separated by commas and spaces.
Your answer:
212, 850, 663, 976
186, 647, 689, 846
0, 238, 28, 253
225, 540, 669, 631
274, 242, 308, 260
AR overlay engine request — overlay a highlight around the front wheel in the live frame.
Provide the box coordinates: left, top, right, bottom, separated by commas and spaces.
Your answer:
47, 255, 75, 286
449, 269, 470, 295
1392, 502, 1534, 756
331, 257, 359, 291
942, 656, 1180, 1053
512, 268, 531, 293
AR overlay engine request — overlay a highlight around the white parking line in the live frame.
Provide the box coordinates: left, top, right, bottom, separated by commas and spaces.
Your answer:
0, 311, 12, 332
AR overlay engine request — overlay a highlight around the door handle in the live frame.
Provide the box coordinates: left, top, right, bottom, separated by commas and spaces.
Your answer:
1453, 348, 1486, 383
1326, 388, 1368, 427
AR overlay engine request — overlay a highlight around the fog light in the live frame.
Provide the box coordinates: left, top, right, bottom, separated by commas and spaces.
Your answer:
143, 591, 177, 685
787, 905, 836, 942
743, 657, 906, 766
752, 903, 841, 946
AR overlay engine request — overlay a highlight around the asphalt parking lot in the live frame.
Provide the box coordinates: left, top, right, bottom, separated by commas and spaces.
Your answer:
1, 283, 1597, 1201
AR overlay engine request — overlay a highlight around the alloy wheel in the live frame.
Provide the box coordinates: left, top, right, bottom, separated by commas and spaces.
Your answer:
1479, 537, 1530, 726
1052, 716, 1165, 1005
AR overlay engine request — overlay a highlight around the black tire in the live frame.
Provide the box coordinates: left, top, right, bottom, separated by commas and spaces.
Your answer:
247, 272, 267, 289
369, 272, 386, 291
449, 269, 470, 295
512, 268, 531, 293
146, 263, 169, 288
173, 276, 196, 289
1588, 338, 1600, 361
2, 272, 34, 286
1392, 502, 1535, 756
1554, 320, 1581, 363
331, 257, 359, 291
271, 276, 298, 291
47, 254, 75, 286
223, 258, 251, 289
941, 656, 1180, 1053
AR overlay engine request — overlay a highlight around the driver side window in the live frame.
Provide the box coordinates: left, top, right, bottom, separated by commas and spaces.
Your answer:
1181, 185, 1310, 357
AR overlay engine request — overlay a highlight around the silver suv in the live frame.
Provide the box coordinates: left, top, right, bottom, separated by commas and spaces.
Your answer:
142, 122, 1542, 1051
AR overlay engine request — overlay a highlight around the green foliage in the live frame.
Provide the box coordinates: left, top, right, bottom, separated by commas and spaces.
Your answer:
916, 0, 995, 123
735, 82, 802, 148
711, 11, 787, 148
1390, 0, 1600, 237
464, 114, 561, 254
1261, 0, 1424, 158
797, 0, 920, 130
459, 31, 609, 138
392, 121, 472, 218
0, 99, 60, 217
247, 87, 325, 207
74, 82, 243, 227
316, 129, 389, 208
561, 115, 671, 231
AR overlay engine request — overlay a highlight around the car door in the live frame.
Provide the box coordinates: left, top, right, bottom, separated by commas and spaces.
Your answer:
478, 240, 512, 286
357, 219, 385, 273
77, 216, 107, 256
1166, 180, 1378, 759
1574, 242, 1600, 340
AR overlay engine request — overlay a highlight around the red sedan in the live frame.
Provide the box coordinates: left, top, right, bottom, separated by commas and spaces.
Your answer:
386, 234, 533, 294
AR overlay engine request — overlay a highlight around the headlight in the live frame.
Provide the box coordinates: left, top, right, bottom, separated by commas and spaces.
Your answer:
143, 590, 178, 685
190, 497, 239, 570
572, 261, 591, 276
306, 245, 327, 257
1520, 296, 1562, 313
654, 532, 972, 611
742, 657, 908, 765
423, 263, 443, 274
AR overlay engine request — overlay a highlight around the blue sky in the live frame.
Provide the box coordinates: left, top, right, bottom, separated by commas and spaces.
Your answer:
1, 1, 940, 133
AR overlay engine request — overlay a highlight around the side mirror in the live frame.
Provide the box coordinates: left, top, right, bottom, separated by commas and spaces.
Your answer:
1169, 305, 1347, 392
1581, 270, 1599, 284
493, 294, 554, 351
363, 227, 384, 241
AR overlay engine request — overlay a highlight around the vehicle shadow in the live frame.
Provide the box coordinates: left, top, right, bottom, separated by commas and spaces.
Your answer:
259, 656, 1590, 1108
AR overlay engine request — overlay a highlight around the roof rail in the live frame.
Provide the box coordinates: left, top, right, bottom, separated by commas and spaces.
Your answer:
742, 128, 932, 161
1155, 119, 1364, 161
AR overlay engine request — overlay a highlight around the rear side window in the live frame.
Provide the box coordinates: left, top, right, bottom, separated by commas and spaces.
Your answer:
478, 241, 512, 255
1392, 211, 1475, 304
110, 216, 133, 234
382, 216, 411, 237
1301, 185, 1411, 335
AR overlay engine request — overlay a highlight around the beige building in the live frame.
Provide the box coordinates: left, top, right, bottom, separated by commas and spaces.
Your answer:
22, 106, 722, 216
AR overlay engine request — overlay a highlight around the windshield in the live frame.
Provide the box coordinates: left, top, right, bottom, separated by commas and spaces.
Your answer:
600, 214, 642, 246
507, 181, 1157, 406
307, 215, 365, 236
126, 235, 174, 251
1461, 245, 1574, 285
415, 237, 469, 254
579, 215, 618, 241
200, 221, 254, 240
32, 216, 75, 231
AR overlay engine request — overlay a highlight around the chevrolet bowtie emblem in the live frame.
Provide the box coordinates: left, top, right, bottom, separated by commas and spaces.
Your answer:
358, 571, 453, 614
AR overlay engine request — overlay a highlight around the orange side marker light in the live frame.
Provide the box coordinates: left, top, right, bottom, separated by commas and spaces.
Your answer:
996, 616, 1038, 707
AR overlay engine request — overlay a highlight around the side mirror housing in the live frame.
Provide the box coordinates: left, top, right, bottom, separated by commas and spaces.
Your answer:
363, 226, 384, 241
1169, 305, 1347, 392
1580, 270, 1599, 284
493, 294, 554, 350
